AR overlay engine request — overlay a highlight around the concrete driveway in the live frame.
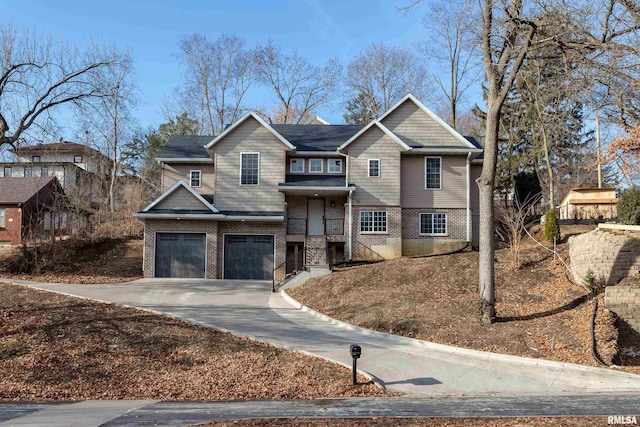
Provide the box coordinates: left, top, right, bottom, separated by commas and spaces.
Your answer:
4, 276, 640, 396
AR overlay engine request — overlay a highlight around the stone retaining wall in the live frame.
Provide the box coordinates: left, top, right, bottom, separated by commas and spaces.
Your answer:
604, 287, 640, 332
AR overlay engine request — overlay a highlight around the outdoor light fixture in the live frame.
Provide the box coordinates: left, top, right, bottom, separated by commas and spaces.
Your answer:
350, 344, 362, 385
314, 193, 319, 197
330, 200, 335, 207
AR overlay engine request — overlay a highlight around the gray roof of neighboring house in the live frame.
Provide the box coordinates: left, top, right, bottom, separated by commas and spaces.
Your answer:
271, 125, 363, 151
280, 175, 347, 187
157, 136, 213, 159
465, 136, 484, 160
0, 177, 58, 204
12, 141, 108, 159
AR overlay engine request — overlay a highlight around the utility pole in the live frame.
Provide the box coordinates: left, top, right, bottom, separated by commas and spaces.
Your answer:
596, 116, 602, 189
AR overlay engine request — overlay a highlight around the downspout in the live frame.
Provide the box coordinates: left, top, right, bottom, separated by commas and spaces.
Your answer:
348, 189, 353, 261
466, 152, 472, 243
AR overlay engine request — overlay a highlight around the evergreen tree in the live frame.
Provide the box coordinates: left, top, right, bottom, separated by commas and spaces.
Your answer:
343, 93, 379, 125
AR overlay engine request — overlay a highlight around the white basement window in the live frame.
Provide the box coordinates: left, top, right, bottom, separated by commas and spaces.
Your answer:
360, 211, 387, 233
420, 213, 447, 235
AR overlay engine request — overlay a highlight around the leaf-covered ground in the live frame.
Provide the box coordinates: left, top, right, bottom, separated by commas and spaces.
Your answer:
206, 417, 616, 426
0, 284, 386, 401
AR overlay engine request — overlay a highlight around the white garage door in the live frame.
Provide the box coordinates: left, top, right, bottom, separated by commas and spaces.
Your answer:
224, 235, 274, 280
155, 233, 206, 278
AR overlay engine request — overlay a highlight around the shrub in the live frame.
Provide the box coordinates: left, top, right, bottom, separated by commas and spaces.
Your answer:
617, 188, 640, 225
543, 209, 560, 242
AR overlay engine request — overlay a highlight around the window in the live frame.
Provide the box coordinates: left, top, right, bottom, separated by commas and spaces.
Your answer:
0, 208, 4, 228
420, 213, 447, 235
309, 158, 323, 173
24, 167, 32, 177
328, 159, 342, 173
360, 211, 387, 233
41, 167, 48, 177
240, 152, 259, 185
290, 158, 304, 173
190, 170, 201, 187
368, 159, 380, 177
425, 157, 442, 189
74, 155, 83, 163
3, 166, 10, 177
32, 155, 41, 163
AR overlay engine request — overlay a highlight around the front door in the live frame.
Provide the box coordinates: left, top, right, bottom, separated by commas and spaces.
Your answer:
308, 198, 325, 235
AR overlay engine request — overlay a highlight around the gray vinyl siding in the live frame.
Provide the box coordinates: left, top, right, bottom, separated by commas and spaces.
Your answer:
381, 99, 468, 148
401, 155, 467, 209
162, 163, 215, 194
347, 126, 402, 206
152, 186, 208, 211
211, 116, 287, 212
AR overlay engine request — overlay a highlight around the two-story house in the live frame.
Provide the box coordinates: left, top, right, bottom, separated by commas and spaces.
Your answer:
0, 141, 110, 206
135, 94, 483, 280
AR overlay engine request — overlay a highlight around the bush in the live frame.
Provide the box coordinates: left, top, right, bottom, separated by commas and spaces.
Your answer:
544, 209, 560, 242
618, 188, 640, 225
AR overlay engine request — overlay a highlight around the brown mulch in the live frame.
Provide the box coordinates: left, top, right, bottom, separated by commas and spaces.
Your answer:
0, 237, 143, 284
289, 238, 639, 372
0, 283, 386, 401
205, 416, 615, 426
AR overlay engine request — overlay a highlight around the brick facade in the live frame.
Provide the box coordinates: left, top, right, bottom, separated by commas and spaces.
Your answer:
401, 208, 468, 256
0, 207, 22, 245
217, 221, 287, 278
143, 219, 219, 279
351, 206, 402, 260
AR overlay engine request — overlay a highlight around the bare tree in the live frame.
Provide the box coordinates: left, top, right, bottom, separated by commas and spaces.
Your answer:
0, 23, 123, 148
496, 194, 539, 269
254, 40, 341, 124
419, 0, 482, 129
346, 43, 431, 118
177, 33, 255, 135
77, 52, 137, 214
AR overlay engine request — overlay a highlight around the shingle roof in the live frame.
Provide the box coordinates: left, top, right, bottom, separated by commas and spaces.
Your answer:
271, 124, 363, 151
280, 175, 347, 187
12, 141, 106, 158
0, 177, 57, 204
157, 136, 213, 159
465, 136, 484, 160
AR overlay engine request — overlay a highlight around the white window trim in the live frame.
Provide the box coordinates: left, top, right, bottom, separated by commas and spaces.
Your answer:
240, 152, 260, 186
424, 156, 442, 190
0, 208, 5, 228
3, 167, 11, 177
32, 156, 41, 163
290, 158, 305, 174
359, 210, 388, 234
368, 159, 381, 178
419, 212, 448, 236
327, 159, 342, 174
74, 155, 83, 163
190, 170, 202, 188
309, 158, 323, 173
24, 167, 32, 177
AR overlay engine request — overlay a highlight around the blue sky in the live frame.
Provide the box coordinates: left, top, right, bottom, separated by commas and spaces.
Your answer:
3, 0, 430, 135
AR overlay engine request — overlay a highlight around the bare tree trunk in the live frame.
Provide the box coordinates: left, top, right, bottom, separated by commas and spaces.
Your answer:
541, 128, 554, 210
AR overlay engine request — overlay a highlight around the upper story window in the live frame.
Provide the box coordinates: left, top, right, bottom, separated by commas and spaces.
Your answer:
360, 210, 387, 233
24, 167, 32, 177
41, 167, 49, 177
0, 208, 4, 228
240, 152, 259, 185
3, 166, 11, 177
190, 170, 201, 187
32, 155, 41, 163
328, 159, 342, 174
290, 158, 304, 173
309, 158, 323, 173
425, 157, 442, 189
420, 213, 447, 235
74, 155, 83, 163
368, 159, 380, 177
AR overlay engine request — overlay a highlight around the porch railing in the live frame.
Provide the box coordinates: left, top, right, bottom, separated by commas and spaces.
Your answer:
272, 246, 336, 292
287, 217, 306, 235
325, 218, 344, 235
286, 217, 345, 235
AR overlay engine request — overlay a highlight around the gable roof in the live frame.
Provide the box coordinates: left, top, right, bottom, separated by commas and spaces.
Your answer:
156, 136, 213, 161
142, 181, 219, 213
272, 124, 363, 151
204, 112, 295, 150
378, 94, 477, 150
338, 120, 411, 151
0, 177, 59, 204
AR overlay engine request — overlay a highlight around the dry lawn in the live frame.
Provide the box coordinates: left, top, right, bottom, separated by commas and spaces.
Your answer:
0, 283, 385, 401
289, 238, 639, 371
206, 416, 612, 426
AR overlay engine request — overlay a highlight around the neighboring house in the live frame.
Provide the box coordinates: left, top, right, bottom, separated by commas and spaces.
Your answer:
0, 177, 68, 246
559, 188, 618, 220
0, 141, 111, 206
135, 94, 483, 280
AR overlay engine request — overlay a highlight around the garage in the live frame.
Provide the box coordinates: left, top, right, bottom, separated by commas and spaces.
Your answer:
224, 235, 274, 280
155, 233, 206, 278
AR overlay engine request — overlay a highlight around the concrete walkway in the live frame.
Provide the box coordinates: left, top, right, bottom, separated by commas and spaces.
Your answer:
3, 276, 640, 397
